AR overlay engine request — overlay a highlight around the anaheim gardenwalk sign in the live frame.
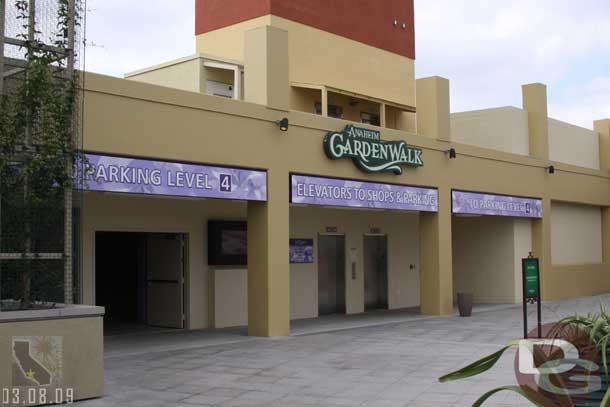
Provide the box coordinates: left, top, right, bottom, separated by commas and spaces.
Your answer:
323, 125, 423, 174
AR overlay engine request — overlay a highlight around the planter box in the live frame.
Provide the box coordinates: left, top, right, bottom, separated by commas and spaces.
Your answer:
0, 305, 104, 406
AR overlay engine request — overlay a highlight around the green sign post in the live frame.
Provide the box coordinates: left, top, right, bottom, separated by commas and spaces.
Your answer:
522, 254, 541, 338
323, 125, 423, 175
523, 258, 540, 299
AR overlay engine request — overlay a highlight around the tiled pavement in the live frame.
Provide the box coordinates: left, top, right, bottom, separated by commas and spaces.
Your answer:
78, 294, 610, 407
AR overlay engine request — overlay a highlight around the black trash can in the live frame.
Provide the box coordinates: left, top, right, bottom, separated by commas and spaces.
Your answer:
457, 292, 473, 317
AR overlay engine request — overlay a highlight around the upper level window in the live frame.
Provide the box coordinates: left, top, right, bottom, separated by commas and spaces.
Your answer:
315, 103, 343, 119
206, 80, 234, 99
361, 112, 380, 126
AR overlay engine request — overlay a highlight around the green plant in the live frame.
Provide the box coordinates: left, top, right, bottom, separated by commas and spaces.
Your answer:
0, 0, 83, 309
438, 307, 610, 407
558, 306, 610, 406
438, 339, 561, 407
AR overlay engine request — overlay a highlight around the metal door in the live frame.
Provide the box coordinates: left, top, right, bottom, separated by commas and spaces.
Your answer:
146, 233, 185, 328
364, 235, 388, 310
318, 235, 346, 315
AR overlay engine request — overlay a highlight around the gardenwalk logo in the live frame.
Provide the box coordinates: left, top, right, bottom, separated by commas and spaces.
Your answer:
323, 125, 423, 175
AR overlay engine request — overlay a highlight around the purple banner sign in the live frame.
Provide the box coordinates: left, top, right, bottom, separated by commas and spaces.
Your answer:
81, 154, 267, 201
291, 175, 438, 212
452, 190, 542, 218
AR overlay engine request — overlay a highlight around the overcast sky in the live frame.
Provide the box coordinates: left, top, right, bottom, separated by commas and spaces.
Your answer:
84, 0, 609, 129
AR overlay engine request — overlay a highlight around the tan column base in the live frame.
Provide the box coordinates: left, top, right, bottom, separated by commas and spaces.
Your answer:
247, 169, 290, 337
532, 198, 552, 299
419, 188, 453, 315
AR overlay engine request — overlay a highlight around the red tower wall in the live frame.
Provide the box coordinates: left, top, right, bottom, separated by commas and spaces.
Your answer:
195, 0, 415, 59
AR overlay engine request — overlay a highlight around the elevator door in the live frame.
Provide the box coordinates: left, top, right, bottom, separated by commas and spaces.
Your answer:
364, 235, 388, 310
146, 233, 185, 329
318, 235, 346, 315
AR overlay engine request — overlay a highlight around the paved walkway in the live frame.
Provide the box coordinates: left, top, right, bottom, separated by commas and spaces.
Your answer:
79, 295, 610, 407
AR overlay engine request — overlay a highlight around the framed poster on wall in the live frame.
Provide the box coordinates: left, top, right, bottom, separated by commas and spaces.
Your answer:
208, 221, 247, 266
289, 239, 314, 264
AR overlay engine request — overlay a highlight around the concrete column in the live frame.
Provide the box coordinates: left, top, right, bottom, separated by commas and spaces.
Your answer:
419, 187, 453, 315
595, 119, 610, 172
247, 168, 290, 337
198, 61, 207, 95
595, 120, 610, 264
603, 208, 610, 264
531, 198, 552, 298
321, 86, 328, 117
244, 26, 289, 110
415, 76, 450, 141
522, 83, 549, 160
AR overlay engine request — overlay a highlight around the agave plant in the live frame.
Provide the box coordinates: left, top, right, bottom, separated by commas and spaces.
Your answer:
438, 306, 610, 407
438, 340, 569, 407
558, 306, 610, 406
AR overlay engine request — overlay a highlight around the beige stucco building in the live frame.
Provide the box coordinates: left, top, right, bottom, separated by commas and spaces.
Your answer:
78, 0, 610, 337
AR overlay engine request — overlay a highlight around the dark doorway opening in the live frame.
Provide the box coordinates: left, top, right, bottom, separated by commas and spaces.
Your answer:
95, 232, 186, 335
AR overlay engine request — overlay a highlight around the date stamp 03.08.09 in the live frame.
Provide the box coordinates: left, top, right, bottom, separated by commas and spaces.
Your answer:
4, 336, 74, 405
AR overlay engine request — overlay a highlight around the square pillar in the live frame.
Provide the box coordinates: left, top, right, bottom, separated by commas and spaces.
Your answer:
531, 198, 552, 298
595, 119, 610, 172
244, 25, 289, 110
522, 83, 549, 160
198, 61, 207, 95
595, 120, 610, 263
247, 169, 290, 337
321, 86, 328, 117
602, 207, 610, 264
415, 76, 451, 141
419, 187, 453, 315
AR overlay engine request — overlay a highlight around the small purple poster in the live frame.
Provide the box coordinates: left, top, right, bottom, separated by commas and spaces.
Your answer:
452, 190, 542, 218
290, 239, 314, 264
80, 153, 267, 201
291, 174, 438, 212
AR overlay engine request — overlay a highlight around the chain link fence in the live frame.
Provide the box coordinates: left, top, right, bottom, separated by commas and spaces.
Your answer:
1, 0, 85, 311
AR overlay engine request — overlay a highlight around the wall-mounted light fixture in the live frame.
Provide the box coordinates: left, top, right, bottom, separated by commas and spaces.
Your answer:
275, 118, 289, 132
547, 165, 555, 174
445, 148, 457, 159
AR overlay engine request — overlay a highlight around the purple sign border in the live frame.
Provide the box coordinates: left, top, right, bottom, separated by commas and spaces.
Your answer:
290, 174, 438, 212
452, 190, 542, 218
80, 153, 267, 202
